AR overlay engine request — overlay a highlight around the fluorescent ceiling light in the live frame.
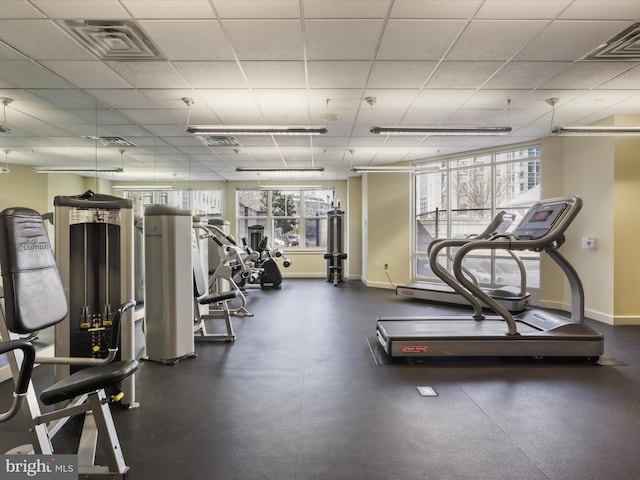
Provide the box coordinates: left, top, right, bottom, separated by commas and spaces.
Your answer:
235, 167, 324, 172
370, 125, 512, 136
112, 185, 175, 191
187, 125, 328, 136
551, 126, 640, 136
33, 167, 123, 173
351, 166, 422, 173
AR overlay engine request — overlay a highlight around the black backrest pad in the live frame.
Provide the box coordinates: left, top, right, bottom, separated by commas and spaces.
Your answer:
0, 207, 67, 334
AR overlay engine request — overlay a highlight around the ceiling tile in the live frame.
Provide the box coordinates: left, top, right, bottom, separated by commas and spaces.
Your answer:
447, 20, 549, 61
139, 20, 234, 61
0, 20, 94, 60
86, 89, 158, 109
413, 89, 475, 109
390, 1, 481, 19
30, 0, 130, 19
0, 1, 45, 18
174, 61, 246, 88
222, 20, 303, 60
303, 0, 390, 18
121, 1, 216, 19
426, 61, 505, 89
483, 62, 571, 89
599, 65, 640, 89
377, 19, 467, 60
541, 62, 636, 89
41, 61, 132, 88
559, 1, 640, 20
368, 61, 437, 88
30, 89, 99, 109
0, 60, 73, 88
476, 0, 571, 19
515, 21, 633, 61
214, 0, 300, 19
307, 61, 371, 88
305, 20, 384, 60
105, 61, 189, 88
242, 61, 306, 88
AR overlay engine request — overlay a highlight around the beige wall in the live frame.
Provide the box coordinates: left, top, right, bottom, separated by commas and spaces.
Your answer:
540, 118, 640, 325
361, 172, 412, 289
0, 164, 49, 212
346, 176, 362, 279
613, 136, 640, 322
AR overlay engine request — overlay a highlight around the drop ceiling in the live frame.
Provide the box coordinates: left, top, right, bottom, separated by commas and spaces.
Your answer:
1, 0, 640, 182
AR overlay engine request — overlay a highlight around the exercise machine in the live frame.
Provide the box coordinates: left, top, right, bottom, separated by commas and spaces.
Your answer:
324, 202, 348, 286
197, 220, 254, 317
53, 190, 139, 407
396, 211, 531, 312
192, 221, 254, 341
376, 197, 604, 359
144, 205, 196, 364
241, 224, 291, 289
0, 207, 138, 479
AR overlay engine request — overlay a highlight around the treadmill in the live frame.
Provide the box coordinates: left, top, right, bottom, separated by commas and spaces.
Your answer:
397, 211, 531, 312
377, 196, 604, 359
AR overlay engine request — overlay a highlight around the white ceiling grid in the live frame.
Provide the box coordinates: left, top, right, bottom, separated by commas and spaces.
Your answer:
0, 0, 638, 181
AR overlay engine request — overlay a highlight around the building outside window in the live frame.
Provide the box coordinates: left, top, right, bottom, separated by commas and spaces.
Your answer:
122, 189, 222, 218
236, 188, 334, 249
414, 145, 541, 289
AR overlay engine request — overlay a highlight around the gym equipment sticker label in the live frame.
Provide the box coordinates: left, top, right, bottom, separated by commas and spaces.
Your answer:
0, 455, 76, 479
401, 345, 430, 353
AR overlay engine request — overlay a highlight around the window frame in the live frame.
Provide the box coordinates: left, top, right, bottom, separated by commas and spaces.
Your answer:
236, 187, 335, 250
413, 144, 541, 290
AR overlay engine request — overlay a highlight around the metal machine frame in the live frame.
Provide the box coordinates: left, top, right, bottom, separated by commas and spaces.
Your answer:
397, 211, 530, 312
377, 197, 604, 359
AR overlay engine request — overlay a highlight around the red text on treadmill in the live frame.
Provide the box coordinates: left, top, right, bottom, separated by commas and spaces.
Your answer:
401, 345, 430, 353
399, 290, 414, 296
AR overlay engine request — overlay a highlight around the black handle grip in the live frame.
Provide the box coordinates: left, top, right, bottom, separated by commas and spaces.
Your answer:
0, 340, 36, 395
109, 300, 136, 350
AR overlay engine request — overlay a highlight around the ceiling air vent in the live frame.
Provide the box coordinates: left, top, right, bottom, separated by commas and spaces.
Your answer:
85, 136, 138, 147
60, 20, 162, 60
197, 136, 240, 147
584, 22, 640, 61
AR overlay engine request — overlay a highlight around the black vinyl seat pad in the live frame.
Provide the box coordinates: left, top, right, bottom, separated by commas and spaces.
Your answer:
39, 360, 139, 405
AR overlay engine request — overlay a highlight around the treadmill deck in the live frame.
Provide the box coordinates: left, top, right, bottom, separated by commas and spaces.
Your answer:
376, 316, 604, 358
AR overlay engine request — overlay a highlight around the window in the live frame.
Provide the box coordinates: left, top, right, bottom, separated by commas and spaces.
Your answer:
237, 188, 334, 249
121, 190, 222, 218
414, 146, 541, 288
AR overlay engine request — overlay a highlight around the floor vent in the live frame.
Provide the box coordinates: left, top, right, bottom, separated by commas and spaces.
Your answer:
584, 22, 640, 61
60, 20, 163, 61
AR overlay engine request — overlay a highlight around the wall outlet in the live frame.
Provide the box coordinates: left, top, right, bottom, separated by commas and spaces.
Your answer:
384, 263, 389, 270
582, 237, 598, 251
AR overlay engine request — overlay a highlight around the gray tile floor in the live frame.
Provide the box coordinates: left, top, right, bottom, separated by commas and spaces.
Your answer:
2, 278, 640, 479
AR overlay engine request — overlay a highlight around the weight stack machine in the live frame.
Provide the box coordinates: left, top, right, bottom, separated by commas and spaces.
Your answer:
144, 205, 195, 364
53, 190, 138, 407
324, 202, 348, 286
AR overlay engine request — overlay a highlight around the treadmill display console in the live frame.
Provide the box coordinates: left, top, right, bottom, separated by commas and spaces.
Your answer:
512, 203, 568, 240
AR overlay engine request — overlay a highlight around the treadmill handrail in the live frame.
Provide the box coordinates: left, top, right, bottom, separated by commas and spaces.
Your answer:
429, 238, 485, 319
451, 197, 583, 335
426, 210, 521, 320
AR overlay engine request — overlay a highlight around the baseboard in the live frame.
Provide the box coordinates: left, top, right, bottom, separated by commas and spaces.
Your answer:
361, 277, 395, 290
609, 315, 640, 326
537, 300, 640, 325
282, 273, 326, 279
